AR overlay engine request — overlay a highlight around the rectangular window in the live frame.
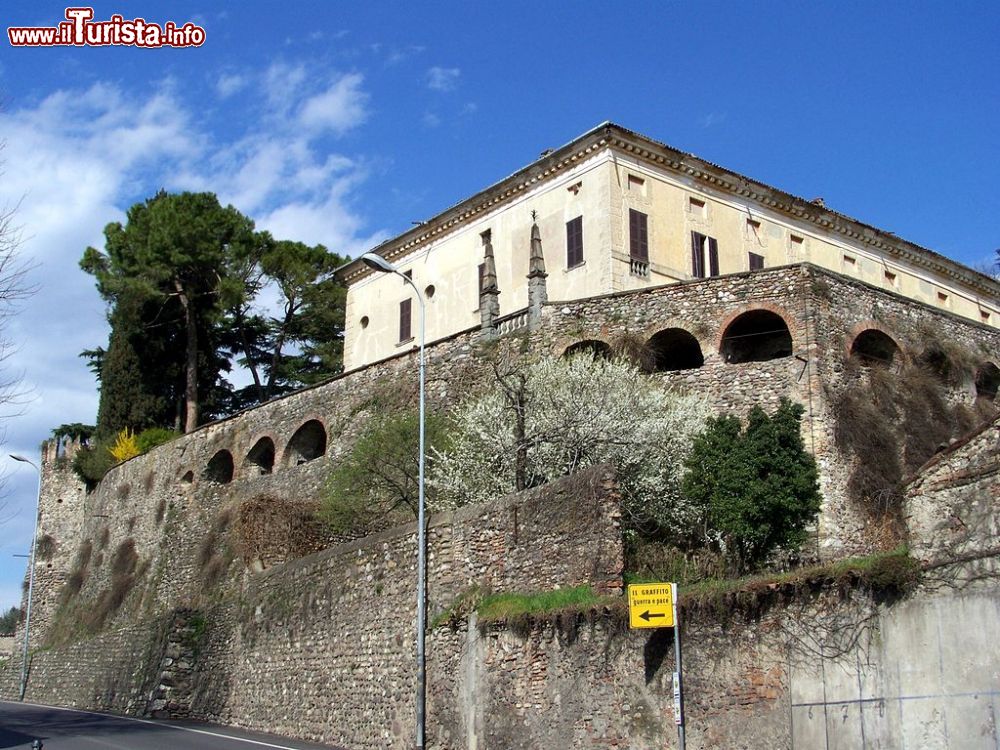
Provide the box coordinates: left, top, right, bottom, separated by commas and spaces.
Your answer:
691, 232, 719, 278
790, 234, 804, 247
627, 174, 645, 191
884, 270, 897, 287
747, 218, 761, 234
982, 310, 992, 323
748, 252, 765, 271
937, 291, 949, 306
629, 209, 648, 261
843, 254, 856, 268
566, 216, 584, 268
399, 298, 412, 342
688, 197, 706, 217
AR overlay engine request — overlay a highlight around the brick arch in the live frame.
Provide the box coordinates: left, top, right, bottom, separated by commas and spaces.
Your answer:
716, 304, 797, 364
281, 417, 329, 467
714, 302, 799, 355
975, 362, 1000, 400
243, 434, 277, 476
646, 327, 705, 371
562, 339, 612, 360
844, 321, 905, 365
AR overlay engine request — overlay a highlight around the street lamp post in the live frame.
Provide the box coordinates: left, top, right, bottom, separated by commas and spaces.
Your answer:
10, 453, 41, 702
359, 252, 427, 750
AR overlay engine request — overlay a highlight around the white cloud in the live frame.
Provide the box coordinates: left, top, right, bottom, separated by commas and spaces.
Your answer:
427, 66, 460, 92
699, 112, 727, 128
0, 61, 388, 609
422, 112, 441, 128
298, 72, 369, 135
216, 72, 247, 98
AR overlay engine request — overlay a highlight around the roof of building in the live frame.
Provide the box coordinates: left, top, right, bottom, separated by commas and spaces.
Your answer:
336, 122, 1000, 299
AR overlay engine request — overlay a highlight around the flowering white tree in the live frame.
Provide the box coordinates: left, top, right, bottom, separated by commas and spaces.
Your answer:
433, 355, 711, 540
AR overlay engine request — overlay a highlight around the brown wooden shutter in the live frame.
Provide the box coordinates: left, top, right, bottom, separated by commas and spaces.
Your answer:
708, 237, 719, 276
691, 232, 704, 278
630, 209, 648, 260
566, 216, 583, 267
399, 298, 412, 342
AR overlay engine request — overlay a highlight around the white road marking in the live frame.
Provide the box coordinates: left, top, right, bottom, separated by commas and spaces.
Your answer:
0, 701, 319, 750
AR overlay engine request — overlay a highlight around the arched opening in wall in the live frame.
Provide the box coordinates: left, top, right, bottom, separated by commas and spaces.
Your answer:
647, 328, 704, 371
180, 470, 194, 484
850, 329, 900, 368
245, 437, 276, 475
720, 310, 793, 363
562, 339, 612, 360
203, 450, 234, 484
285, 420, 327, 466
975, 362, 1000, 400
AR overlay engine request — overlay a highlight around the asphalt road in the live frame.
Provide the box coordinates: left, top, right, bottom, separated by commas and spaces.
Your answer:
0, 701, 344, 750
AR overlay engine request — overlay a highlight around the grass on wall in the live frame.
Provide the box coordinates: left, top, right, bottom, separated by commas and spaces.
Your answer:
433, 548, 922, 635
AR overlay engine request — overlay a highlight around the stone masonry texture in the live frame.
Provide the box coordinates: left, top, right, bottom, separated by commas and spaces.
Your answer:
2, 263, 999, 748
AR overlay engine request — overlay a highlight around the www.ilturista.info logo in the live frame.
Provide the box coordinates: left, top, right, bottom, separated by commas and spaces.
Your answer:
8, 7, 206, 48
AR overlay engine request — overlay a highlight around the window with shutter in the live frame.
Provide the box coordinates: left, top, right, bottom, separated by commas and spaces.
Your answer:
399, 298, 412, 342
629, 209, 648, 260
566, 216, 584, 268
691, 232, 720, 278
691, 232, 706, 278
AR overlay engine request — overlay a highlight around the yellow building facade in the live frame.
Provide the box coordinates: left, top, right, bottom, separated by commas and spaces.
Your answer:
338, 123, 999, 370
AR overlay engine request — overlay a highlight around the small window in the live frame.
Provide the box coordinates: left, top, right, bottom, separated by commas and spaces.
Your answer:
424, 285, 435, 299
629, 209, 649, 261
688, 197, 706, 217
790, 234, 805, 247
748, 252, 765, 271
691, 232, 719, 278
566, 216, 584, 268
403, 270, 412, 283
884, 270, 897, 288
982, 310, 992, 324
399, 298, 412, 342
360, 315, 370, 329
747, 218, 761, 234
937, 292, 949, 306
843, 255, 856, 268
627, 174, 645, 192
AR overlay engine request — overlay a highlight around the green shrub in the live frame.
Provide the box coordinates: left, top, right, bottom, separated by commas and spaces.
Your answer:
682, 399, 821, 574
136, 427, 180, 454
72, 442, 116, 488
320, 410, 452, 535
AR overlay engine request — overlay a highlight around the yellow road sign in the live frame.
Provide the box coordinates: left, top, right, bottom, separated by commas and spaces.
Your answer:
627, 582, 675, 629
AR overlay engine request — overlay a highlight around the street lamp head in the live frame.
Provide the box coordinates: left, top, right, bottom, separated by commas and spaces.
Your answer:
360, 252, 399, 275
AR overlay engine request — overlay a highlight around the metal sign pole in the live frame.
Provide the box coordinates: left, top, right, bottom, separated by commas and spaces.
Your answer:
672, 582, 685, 750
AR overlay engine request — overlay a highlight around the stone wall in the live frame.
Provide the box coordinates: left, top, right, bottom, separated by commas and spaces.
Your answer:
7, 262, 1000, 749
5, 466, 624, 749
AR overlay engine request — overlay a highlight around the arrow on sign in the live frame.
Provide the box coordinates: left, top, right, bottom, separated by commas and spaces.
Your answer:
640, 610, 666, 622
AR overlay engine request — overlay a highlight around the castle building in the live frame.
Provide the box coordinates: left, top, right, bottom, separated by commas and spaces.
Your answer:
338, 122, 999, 370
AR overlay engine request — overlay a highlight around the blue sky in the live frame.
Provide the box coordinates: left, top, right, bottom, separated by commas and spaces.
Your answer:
0, 1, 997, 611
